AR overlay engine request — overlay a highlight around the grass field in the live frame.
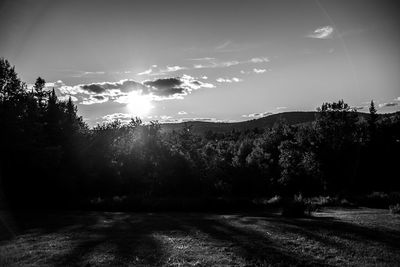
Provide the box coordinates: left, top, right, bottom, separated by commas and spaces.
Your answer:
1, 208, 400, 266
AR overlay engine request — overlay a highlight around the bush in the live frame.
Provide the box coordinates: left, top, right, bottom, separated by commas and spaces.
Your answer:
389, 192, 400, 205
307, 196, 336, 207
365, 192, 389, 208
352, 192, 400, 208
281, 201, 306, 217
281, 195, 306, 217
389, 203, 400, 214
266, 195, 281, 206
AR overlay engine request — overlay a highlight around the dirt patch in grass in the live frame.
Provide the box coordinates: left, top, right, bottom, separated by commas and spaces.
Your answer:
1, 208, 399, 266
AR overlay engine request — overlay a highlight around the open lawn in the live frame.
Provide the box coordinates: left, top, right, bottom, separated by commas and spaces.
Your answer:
1, 208, 400, 266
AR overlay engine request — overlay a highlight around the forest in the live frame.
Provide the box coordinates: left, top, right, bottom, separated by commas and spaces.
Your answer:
1, 58, 400, 212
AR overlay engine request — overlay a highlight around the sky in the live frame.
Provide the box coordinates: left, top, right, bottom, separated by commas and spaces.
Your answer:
1, 0, 399, 126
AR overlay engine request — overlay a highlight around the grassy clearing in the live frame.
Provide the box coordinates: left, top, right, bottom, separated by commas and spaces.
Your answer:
0, 208, 399, 266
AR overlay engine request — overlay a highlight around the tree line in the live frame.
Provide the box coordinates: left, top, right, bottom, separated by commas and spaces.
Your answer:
1, 58, 399, 210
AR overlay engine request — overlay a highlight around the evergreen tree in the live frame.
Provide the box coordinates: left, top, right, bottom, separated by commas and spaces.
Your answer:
34, 77, 46, 108
368, 100, 377, 140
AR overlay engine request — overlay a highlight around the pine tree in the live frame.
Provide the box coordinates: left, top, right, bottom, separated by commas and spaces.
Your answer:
34, 77, 46, 108
0, 58, 24, 101
368, 100, 378, 141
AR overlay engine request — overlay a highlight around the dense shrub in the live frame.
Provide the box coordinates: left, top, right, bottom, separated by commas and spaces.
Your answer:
389, 204, 400, 214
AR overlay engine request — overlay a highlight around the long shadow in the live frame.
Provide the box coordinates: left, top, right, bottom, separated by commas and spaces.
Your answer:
276, 215, 400, 250
234, 212, 400, 265
49, 213, 178, 266
2, 210, 400, 266
173, 213, 328, 266
228, 210, 400, 250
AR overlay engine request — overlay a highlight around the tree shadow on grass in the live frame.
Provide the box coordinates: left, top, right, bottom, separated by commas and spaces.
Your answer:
48, 213, 182, 266
2, 210, 400, 266
177, 214, 328, 266
232, 211, 400, 265
275, 215, 400, 250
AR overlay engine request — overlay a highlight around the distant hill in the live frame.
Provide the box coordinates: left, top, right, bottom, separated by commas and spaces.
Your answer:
160, 111, 398, 135
160, 111, 318, 135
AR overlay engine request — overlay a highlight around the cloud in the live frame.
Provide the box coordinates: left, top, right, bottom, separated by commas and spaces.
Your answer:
138, 64, 186, 76
44, 76, 214, 106
242, 112, 272, 118
33, 80, 84, 102
144, 78, 183, 91
253, 68, 267, 74
188, 57, 215, 61
214, 40, 251, 52
81, 95, 109, 105
221, 61, 240, 67
167, 56, 271, 72
163, 65, 186, 72
276, 106, 287, 110
308, 26, 334, 39
250, 57, 269, 63
379, 102, 398, 108
102, 113, 133, 123
216, 77, 243, 83
160, 115, 172, 120
193, 60, 240, 69
395, 97, 400, 101
178, 111, 187, 115
81, 80, 147, 94
157, 117, 236, 124
58, 95, 78, 102
78, 75, 214, 104
137, 68, 153, 75
81, 84, 106, 94
56, 69, 106, 78
215, 40, 232, 50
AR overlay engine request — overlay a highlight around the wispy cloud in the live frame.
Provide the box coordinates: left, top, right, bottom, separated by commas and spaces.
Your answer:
159, 117, 234, 124
188, 57, 215, 61
307, 26, 334, 39
178, 111, 188, 115
276, 106, 287, 110
242, 112, 272, 118
137, 64, 186, 76
216, 77, 243, 83
214, 40, 257, 52
215, 40, 232, 50
250, 57, 269, 63
102, 113, 133, 123
163, 65, 187, 72
253, 68, 267, 74
193, 60, 240, 69
137, 56, 270, 77
56, 69, 106, 78
379, 102, 398, 108
137, 68, 153, 75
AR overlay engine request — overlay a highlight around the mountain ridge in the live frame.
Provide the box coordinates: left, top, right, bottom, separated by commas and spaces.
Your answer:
160, 111, 398, 135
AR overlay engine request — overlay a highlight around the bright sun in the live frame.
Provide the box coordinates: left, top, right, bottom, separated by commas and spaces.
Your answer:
126, 92, 153, 117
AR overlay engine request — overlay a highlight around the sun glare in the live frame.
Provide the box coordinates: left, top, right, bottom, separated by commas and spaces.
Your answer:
126, 92, 153, 117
